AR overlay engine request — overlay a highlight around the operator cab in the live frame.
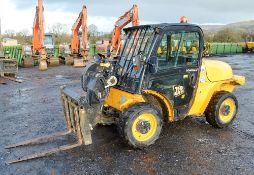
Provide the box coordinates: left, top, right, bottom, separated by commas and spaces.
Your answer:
44, 34, 55, 57
115, 23, 204, 118
44, 34, 54, 48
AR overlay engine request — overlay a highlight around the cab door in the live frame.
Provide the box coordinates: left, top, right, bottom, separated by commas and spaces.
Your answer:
147, 28, 202, 120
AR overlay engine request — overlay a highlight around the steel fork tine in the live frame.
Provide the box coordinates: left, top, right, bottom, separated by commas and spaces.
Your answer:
7, 142, 82, 164
6, 87, 94, 164
5, 131, 72, 149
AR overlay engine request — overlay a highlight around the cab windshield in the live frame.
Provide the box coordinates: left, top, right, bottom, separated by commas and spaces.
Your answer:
116, 27, 156, 92
44, 35, 53, 46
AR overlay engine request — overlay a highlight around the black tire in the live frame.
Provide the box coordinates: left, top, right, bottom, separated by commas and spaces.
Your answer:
205, 92, 238, 128
118, 103, 163, 148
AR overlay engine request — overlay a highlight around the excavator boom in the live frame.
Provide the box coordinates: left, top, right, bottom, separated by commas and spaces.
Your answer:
111, 5, 139, 51
28, 0, 48, 70
71, 5, 87, 55
32, 0, 44, 54
70, 5, 88, 67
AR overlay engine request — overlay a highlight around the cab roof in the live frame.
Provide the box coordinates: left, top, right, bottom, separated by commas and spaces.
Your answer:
123, 23, 202, 32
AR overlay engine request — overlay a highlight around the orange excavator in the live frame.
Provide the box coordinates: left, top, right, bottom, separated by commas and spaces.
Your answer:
22, 0, 47, 70
32, 0, 44, 57
31, 0, 48, 70
69, 5, 88, 67
111, 4, 139, 53
24, 0, 59, 70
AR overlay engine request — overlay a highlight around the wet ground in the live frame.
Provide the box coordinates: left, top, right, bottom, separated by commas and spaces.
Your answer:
0, 54, 254, 175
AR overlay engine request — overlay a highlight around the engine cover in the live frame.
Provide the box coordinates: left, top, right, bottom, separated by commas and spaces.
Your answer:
202, 59, 233, 82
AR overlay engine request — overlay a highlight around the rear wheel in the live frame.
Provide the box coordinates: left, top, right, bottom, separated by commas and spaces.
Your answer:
118, 103, 163, 148
205, 92, 238, 128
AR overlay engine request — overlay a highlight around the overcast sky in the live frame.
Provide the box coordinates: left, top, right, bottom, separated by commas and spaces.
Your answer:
1, 0, 254, 34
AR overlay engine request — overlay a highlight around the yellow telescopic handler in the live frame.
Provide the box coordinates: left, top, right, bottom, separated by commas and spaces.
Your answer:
6, 22, 245, 163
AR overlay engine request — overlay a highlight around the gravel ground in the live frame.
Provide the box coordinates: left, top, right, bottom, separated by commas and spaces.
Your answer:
0, 54, 254, 175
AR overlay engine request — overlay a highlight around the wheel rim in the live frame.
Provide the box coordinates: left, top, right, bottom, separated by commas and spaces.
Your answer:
132, 113, 157, 142
219, 98, 236, 124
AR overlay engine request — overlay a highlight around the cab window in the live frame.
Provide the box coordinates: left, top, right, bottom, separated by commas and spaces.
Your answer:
157, 31, 200, 69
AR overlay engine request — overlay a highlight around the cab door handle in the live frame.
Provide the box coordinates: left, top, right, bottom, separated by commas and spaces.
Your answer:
190, 74, 196, 86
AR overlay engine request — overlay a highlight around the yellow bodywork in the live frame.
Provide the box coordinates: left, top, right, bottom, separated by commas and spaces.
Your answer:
188, 59, 245, 116
241, 42, 254, 50
104, 88, 145, 111
104, 88, 175, 122
204, 60, 233, 81
143, 90, 174, 122
104, 59, 245, 122
100, 62, 111, 68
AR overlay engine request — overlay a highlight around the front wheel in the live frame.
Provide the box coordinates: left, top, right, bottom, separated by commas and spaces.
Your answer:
118, 103, 163, 148
205, 92, 238, 128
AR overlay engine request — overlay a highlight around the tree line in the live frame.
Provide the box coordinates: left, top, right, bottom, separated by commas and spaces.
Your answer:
203, 28, 254, 43
1, 23, 112, 46
2, 23, 253, 45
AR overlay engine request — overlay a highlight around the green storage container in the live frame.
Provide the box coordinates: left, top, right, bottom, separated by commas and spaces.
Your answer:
236, 44, 243, 53
3, 45, 24, 65
17, 46, 23, 65
208, 43, 218, 55
230, 44, 237, 54
54, 45, 59, 58
224, 43, 231, 54
216, 43, 225, 54
207, 42, 245, 55
89, 44, 97, 57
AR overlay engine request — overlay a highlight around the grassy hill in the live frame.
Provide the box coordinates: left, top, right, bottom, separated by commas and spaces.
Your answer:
201, 20, 254, 32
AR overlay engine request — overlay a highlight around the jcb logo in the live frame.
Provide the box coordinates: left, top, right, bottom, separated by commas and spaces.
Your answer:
173, 85, 185, 97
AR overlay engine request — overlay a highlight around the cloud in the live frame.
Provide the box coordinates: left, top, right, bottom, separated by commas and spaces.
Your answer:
0, 0, 122, 34
0, 0, 159, 34
0, 0, 34, 33
1, 0, 254, 34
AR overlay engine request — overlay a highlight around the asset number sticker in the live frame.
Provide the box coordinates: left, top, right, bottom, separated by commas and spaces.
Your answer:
173, 85, 185, 97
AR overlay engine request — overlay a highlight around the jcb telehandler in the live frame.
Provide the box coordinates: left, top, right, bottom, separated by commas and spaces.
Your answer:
6, 23, 245, 163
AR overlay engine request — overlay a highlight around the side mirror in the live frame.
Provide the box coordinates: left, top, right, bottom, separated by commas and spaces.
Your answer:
148, 56, 158, 74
